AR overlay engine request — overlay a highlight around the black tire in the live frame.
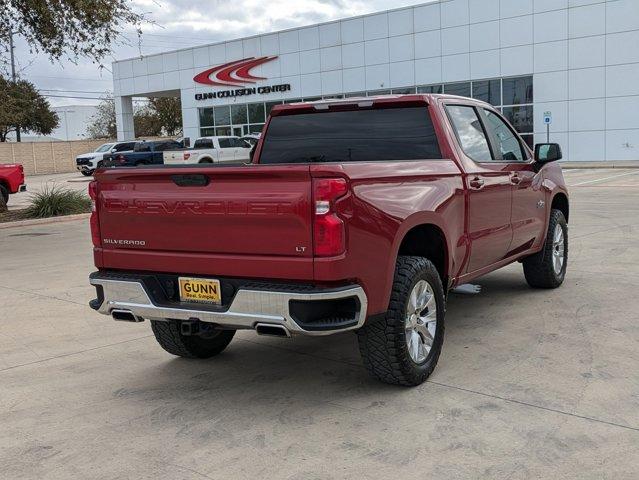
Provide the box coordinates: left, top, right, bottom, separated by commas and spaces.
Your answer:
81, 170, 94, 177
523, 209, 568, 289
199, 158, 213, 164
150, 320, 235, 359
0, 184, 8, 205
357, 256, 446, 386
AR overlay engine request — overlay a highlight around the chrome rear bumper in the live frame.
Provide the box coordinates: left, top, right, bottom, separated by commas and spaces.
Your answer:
90, 276, 368, 336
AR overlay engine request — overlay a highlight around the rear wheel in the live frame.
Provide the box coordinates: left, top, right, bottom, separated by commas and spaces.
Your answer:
199, 158, 213, 164
150, 320, 235, 359
357, 256, 445, 386
0, 184, 7, 212
523, 209, 568, 288
0, 184, 8, 205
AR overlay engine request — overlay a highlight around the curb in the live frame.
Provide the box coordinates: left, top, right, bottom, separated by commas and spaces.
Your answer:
561, 161, 639, 169
0, 213, 90, 230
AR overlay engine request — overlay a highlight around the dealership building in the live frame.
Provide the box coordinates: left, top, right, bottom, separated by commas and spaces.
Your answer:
112, 0, 639, 162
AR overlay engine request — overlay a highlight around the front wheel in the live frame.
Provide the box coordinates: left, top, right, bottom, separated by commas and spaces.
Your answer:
357, 256, 445, 386
81, 170, 94, 177
522, 209, 568, 288
151, 320, 235, 359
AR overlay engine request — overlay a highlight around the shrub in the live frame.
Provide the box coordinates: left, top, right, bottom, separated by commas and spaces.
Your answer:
24, 185, 91, 219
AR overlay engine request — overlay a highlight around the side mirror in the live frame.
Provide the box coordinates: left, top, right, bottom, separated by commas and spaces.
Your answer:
534, 143, 562, 164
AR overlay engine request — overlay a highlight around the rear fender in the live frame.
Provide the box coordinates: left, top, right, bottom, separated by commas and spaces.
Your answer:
381, 212, 451, 310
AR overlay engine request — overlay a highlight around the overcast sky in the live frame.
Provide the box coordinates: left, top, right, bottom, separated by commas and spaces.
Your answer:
12, 0, 424, 107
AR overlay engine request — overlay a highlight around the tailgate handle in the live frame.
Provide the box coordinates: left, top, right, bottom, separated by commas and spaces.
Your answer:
171, 174, 210, 187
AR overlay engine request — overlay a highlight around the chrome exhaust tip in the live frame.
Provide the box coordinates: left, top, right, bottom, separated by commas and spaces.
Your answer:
111, 309, 144, 322
255, 323, 291, 338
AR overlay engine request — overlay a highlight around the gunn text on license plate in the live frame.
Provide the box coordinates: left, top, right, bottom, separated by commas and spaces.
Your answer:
178, 277, 221, 304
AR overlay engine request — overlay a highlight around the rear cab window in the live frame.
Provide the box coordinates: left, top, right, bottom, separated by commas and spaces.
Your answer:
259, 107, 442, 164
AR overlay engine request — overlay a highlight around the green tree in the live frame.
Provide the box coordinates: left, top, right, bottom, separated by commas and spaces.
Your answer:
134, 104, 163, 138
86, 96, 117, 139
1, 0, 144, 68
87, 96, 183, 139
0, 75, 59, 142
149, 97, 182, 136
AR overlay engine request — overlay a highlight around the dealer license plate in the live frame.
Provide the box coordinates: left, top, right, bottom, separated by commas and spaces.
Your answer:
178, 277, 221, 304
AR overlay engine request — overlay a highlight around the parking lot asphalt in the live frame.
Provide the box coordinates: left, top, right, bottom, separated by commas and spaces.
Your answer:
1, 168, 638, 479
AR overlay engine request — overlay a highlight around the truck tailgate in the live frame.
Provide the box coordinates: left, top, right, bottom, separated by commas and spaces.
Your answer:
94, 165, 314, 279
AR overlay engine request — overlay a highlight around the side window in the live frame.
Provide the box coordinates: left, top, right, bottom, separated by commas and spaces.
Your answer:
194, 138, 213, 149
154, 141, 180, 152
482, 109, 526, 161
446, 105, 492, 162
218, 138, 232, 149
135, 143, 150, 152
233, 138, 248, 148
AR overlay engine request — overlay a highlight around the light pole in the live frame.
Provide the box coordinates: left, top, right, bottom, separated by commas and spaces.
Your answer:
8, 31, 20, 142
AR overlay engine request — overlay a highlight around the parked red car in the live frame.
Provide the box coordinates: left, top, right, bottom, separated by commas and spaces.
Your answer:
88, 94, 569, 386
0, 164, 26, 205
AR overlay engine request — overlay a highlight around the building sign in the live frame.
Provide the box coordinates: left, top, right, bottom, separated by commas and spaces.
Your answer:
195, 84, 291, 101
193, 56, 278, 87
193, 55, 290, 100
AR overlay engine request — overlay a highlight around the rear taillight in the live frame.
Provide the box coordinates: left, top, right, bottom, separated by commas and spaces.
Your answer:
184, 153, 191, 160
313, 178, 348, 257
88, 181, 101, 247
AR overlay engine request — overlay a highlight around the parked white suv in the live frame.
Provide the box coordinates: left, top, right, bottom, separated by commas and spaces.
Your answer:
163, 136, 251, 165
76, 141, 136, 176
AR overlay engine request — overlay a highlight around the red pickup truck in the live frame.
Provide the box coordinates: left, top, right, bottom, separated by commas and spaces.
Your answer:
0, 164, 26, 206
88, 95, 569, 386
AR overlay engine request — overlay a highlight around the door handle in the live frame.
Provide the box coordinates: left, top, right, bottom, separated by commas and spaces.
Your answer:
469, 177, 484, 189
511, 175, 521, 185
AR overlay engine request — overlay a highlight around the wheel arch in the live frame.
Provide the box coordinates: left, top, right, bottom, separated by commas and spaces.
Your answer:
396, 223, 449, 284
551, 192, 569, 223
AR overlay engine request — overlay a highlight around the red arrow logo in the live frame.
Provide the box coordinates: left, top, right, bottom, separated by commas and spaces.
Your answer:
193, 56, 278, 87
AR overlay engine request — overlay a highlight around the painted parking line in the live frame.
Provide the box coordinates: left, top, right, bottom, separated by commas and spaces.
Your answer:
569, 170, 639, 186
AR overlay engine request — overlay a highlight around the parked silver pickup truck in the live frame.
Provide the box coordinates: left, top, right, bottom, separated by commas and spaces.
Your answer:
164, 136, 251, 165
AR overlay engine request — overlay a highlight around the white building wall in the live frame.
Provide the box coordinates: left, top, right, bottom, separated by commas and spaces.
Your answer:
112, 0, 639, 161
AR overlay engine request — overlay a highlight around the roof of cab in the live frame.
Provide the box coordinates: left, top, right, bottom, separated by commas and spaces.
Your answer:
269, 94, 490, 116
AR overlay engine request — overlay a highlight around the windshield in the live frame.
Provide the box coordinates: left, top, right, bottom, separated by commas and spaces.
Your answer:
95, 143, 114, 153
259, 107, 441, 164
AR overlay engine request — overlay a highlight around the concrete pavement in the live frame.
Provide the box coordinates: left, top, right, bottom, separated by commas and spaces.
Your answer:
1, 169, 638, 479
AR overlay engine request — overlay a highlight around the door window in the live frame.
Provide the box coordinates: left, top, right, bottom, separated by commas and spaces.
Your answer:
481, 109, 526, 161
445, 105, 492, 162
218, 138, 232, 149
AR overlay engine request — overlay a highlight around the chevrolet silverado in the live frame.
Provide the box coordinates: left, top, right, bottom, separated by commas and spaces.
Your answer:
88, 95, 569, 386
